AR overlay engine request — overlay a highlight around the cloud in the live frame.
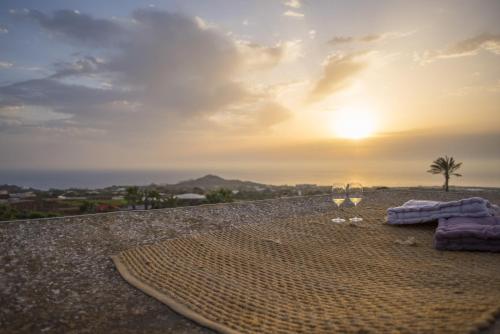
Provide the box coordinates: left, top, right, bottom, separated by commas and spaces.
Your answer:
416, 33, 500, 64
236, 39, 302, 69
50, 56, 104, 78
209, 100, 292, 131
283, 10, 304, 18
12, 9, 125, 47
2, 8, 292, 135
329, 31, 415, 45
0, 61, 13, 69
447, 80, 500, 97
0, 24, 8, 33
220, 130, 500, 164
102, 9, 249, 115
0, 105, 72, 127
253, 102, 291, 127
0, 78, 123, 108
283, 0, 301, 9
329, 36, 355, 44
309, 52, 369, 102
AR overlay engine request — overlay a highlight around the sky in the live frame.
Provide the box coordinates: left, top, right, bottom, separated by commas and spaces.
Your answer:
0, 0, 499, 186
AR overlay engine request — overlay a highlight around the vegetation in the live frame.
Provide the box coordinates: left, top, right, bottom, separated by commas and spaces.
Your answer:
206, 188, 234, 204
148, 190, 162, 209
125, 186, 141, 209
79, 200, 97, 213
0, 204, 59, 221
0, 175, 331, 220
427, 156, 463, 192
126, 187, 164, 210
164, 195, 179, 208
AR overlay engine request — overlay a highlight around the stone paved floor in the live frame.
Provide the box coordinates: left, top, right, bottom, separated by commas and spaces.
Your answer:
1, 189, 500, 333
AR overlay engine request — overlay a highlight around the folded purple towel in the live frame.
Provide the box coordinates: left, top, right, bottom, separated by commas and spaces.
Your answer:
387, 197, 498, 225
434, 216, 500, 252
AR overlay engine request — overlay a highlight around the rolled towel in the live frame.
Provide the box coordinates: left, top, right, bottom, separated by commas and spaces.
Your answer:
387, 197, 498, 225
434, 216, 500, 252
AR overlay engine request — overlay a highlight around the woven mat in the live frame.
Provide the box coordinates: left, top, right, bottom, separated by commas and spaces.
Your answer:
112, 210, 500, 334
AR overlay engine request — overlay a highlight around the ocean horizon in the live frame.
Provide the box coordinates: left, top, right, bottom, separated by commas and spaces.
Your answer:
1, 165, 499, 190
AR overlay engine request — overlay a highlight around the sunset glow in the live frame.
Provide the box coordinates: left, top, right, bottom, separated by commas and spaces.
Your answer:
0, 1, 499, 186
333, 106, 377, 140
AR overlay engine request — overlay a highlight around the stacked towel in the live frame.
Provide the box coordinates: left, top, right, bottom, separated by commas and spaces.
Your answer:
435, 216, 500, 252
386, 197, 498, 225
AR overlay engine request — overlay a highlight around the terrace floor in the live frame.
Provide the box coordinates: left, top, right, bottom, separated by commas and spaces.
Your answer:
1, 189, 500, 333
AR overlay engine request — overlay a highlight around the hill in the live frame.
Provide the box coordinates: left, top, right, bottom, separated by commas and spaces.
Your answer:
167, 174, 269, 191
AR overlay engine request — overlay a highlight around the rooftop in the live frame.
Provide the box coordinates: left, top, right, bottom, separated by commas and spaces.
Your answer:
1, 189, 500, 333
174, 193, 207, 200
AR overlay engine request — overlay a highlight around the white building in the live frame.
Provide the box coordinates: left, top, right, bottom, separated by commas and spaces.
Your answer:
10, 192, 36, 199
174, 193, 206, 200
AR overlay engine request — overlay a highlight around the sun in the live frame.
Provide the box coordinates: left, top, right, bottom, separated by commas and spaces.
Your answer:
332, 105, 377, 140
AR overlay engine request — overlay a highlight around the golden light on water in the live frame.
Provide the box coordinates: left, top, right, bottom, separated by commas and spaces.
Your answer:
332, 105, 377, 140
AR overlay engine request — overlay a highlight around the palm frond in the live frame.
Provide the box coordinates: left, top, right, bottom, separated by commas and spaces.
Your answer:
427, 155, 463, 193
427, 169, 441, 174
449, 162, 462, 173
427, 156, 463, 177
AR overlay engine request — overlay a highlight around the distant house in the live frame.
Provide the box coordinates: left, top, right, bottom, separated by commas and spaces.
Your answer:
296, 184, 318, 189
174, 193, 206, 200
112, 195, 124, 200
172, 193, 207, 207
10, 191, 36, 199
0, 191, 8, 204
57, 193, 86, 200
0, 190, 9, 200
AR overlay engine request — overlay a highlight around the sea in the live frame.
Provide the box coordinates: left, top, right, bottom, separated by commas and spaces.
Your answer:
1, 164, 499, 190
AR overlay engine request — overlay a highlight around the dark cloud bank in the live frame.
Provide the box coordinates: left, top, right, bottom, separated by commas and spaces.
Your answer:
0, 8, 292, 136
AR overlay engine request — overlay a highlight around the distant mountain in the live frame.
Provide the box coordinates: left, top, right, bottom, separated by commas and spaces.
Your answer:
167, 174, 270, 191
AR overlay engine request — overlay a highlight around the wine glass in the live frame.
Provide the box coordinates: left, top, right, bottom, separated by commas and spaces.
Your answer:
347, 183, 363, 223
331, 183, 346, 223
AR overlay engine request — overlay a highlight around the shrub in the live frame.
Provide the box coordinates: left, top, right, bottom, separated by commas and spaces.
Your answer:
0, 204, 18, 221
206, 188, 234, 204
79, 200, 97, 213
28, 211, 46, 219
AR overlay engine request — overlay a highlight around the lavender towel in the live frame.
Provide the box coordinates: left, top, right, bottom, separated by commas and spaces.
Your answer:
386, 197, 499, 225
434, 216, 500, 252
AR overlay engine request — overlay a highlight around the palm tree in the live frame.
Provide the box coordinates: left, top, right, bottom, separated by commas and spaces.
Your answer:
165, 195, 179, 208
125, 186, 140, 210
427, 156, 462, 192
149, 190, 162, 209
141, 188, 150, 210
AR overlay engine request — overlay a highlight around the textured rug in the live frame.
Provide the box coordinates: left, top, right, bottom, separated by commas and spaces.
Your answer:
112, 211, 500, 334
